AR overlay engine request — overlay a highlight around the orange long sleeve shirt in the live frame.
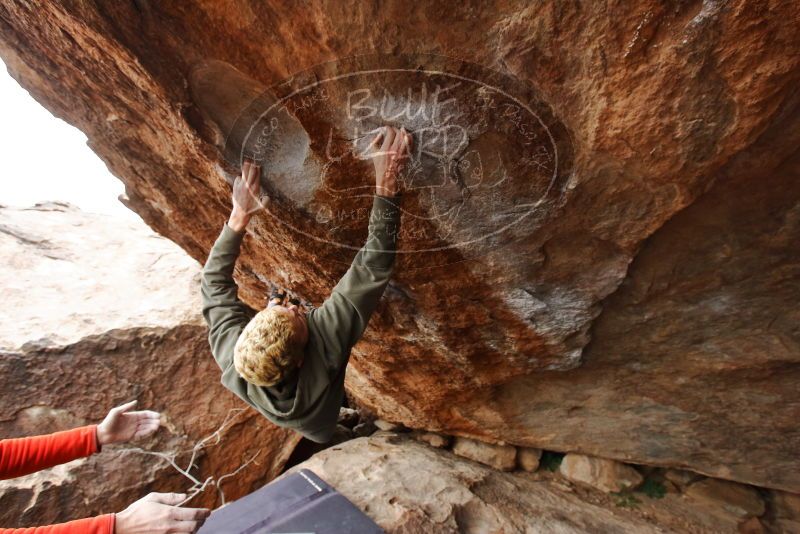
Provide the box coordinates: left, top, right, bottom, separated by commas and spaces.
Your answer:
0, 425, 115, 534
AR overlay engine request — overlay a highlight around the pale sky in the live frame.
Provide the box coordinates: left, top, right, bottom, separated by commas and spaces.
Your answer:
0, 58, 140, 221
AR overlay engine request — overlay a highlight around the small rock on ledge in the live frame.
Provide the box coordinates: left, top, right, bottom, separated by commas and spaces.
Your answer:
452, 436, 517, 471
559, 453, 643, 493
517, 447, 543, 472
374, 419, 402, 431
684, 478, 765, 519
411, 431, 451, 449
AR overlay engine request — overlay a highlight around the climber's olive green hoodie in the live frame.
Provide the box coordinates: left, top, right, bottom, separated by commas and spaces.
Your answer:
200, 195, 401, 443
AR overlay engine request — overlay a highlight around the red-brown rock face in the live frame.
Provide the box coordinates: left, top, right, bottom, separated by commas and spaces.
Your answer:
0, 204, 300, 525
0, 1, 797, 492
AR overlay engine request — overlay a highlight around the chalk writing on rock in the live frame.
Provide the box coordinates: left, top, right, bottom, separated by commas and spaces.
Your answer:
231, 53, 573, 259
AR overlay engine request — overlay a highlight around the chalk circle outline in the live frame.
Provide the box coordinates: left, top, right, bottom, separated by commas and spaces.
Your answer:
235, 53, 567, 255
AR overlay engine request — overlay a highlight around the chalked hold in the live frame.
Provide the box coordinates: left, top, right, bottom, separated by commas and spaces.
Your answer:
188, 54, 573, 265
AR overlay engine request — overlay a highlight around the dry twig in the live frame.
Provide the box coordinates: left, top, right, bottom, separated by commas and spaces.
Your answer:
118, 408, 263, 508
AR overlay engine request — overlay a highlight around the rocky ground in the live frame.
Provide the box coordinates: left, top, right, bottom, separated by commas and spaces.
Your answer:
289, 426, 800, 534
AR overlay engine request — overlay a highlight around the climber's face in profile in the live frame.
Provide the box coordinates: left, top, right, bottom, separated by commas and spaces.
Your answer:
269, 303, 309, 360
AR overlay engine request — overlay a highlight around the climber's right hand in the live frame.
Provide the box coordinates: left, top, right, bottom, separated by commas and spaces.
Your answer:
115, 492, 210, 534
228, 158, 262, 233
369, 126, 412, 197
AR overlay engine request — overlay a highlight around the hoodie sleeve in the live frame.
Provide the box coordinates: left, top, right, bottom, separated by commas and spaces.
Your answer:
200, 223, 254, 377
312, 194, 401, 373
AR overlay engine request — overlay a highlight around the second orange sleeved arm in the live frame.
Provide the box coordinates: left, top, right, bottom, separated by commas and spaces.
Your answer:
0, 514, 114, 534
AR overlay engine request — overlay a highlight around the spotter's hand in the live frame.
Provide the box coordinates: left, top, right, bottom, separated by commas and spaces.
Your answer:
370, 126, 412, 197
115, 493, 210, 534
96, 400, 160, 446
229, 159, 262, 233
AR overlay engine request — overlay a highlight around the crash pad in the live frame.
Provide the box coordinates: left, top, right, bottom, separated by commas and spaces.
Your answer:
197, 468, 384, 533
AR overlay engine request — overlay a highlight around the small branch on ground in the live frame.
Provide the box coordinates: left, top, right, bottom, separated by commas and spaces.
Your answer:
117, 408, 263, 508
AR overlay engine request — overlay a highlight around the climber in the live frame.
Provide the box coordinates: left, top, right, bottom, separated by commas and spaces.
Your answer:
201, 125, 412, 443
0, 401, 209, 533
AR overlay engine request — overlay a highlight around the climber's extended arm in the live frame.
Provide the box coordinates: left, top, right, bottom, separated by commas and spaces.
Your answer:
313, 194, 401, 359
200, 160, 261, 372
201, 223, 252, 372
312, 127, 410, 371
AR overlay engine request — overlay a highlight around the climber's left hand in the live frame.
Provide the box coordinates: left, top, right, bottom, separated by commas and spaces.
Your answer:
229, 158, 262, 232
96, 400, 161, 446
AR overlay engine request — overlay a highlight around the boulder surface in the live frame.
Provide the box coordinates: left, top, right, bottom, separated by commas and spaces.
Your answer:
285, 432, 736, 533
0, 1, 798, 491
0, 203, 300, 526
